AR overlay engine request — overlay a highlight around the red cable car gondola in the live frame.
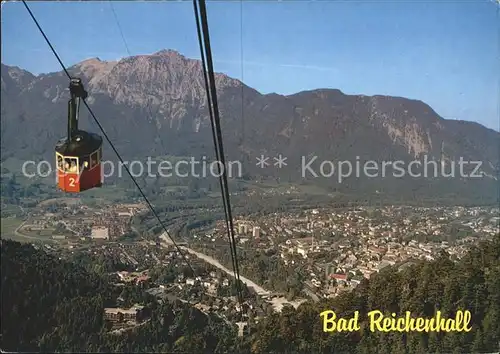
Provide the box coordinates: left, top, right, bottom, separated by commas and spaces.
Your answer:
55, 78, 103, 192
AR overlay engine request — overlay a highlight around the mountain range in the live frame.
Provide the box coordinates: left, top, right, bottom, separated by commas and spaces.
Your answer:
1, 49, 499, 203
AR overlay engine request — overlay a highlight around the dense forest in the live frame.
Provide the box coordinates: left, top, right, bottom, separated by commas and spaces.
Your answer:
1, 234, 499, 353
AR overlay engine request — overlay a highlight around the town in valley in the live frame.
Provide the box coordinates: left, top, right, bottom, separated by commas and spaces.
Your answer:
3, 197, 498, 334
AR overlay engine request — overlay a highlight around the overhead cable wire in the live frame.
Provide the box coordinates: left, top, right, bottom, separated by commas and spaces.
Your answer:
193, 0, 243, 305
108, 2, 131, 54
109, 1, 164, 151
109, 1, 240, 300
196, 1, 242, 287
193, 0, 243, 306
191, 0, 240, 294
192, 0, 244, 308
192, 0, 244, 311
21, 0, 196, 278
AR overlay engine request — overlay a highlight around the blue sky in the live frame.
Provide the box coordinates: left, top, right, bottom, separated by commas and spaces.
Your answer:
2, 0, 499, 131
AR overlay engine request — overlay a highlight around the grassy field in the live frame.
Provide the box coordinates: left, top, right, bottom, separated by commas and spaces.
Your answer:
1, 217, 23, 236
1, 216, 59, 243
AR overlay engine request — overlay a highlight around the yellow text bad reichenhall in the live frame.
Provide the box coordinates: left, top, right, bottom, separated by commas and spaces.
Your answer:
319, 310, 472, 333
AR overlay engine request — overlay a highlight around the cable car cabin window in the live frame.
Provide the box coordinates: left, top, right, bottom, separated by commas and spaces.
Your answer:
90, 151, 99, 169
80, 156, 90, 171
56, 154, 64, 171
63, 157, 79, 174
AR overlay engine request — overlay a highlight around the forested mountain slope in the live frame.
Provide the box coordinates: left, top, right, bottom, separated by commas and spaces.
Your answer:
0, 240, 239, 352
249, 235, 500, 353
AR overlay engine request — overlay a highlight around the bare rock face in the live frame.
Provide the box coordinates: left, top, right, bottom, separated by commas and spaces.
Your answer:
1, 49, 499, 202
74, 50, 240, 113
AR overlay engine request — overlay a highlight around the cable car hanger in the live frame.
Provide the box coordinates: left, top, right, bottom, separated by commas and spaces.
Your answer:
68, 78, 87, 141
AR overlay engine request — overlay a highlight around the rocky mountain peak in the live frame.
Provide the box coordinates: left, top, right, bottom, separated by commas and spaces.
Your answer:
70, 49, 242, 110
153, 49, 183, 57
1, 49, 498, 204
72, 58, 118, 84
1, 64, 35, 91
